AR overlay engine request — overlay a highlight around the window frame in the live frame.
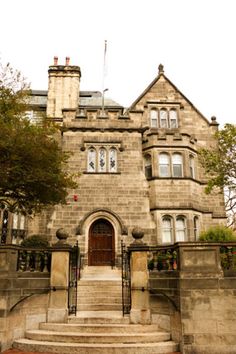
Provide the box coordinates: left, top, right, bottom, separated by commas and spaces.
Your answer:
87, 145, 118, 174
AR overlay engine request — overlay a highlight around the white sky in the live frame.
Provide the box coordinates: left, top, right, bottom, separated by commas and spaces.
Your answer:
1, 0, 236, 127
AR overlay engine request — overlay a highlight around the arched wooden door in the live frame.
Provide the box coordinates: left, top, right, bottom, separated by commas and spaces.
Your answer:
88, 219, 115, 266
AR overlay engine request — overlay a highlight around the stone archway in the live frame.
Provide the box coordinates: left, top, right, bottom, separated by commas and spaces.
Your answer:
88, 218, 115, 266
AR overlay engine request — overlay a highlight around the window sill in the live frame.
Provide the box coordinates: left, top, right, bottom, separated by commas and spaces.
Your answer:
83, 171, 121, 175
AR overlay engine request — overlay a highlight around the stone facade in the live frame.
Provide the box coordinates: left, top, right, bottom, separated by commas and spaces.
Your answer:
0, 58, 226, 265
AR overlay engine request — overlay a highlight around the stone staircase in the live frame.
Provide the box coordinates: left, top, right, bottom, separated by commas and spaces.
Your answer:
13, 266, 180, 353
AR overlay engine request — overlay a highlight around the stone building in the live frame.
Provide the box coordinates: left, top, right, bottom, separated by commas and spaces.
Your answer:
0, 58, 226, 265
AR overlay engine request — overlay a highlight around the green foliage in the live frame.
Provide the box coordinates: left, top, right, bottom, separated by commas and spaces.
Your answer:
199, 124, 236, 194
199, 225, 236, 242
0, 62, 78, 214
21, 234, 49, 248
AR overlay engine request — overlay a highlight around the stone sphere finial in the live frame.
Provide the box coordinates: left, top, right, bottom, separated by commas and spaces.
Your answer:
132, 227, 144, 243
56, 228, 69, 242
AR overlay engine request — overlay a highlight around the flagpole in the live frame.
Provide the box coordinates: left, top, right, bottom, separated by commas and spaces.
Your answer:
102, 40, 108, 114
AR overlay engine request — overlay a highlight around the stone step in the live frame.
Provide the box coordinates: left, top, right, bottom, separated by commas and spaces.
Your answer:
13, 339, 179, 354
40, 322, 162, 333
77, 290, 121, 297
77, 303, 122, 311
78, 296, 122, 304
78, 280, 121, 286
68, 311, 130, 324
25, 329, 171, 344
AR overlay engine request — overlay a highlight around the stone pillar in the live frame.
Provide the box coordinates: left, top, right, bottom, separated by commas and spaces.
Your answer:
129, 228, 151, 324
47, 229, 71, 323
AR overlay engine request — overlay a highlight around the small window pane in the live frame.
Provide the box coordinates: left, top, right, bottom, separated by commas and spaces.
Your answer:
194, 216, 199, 240
88, 148, 96, 172
12, 214, 18, 229
172, 153, 183, 177
150, 109, 158, 128
190, 155, 195, 178
160, 109, 168, 128
144, 155, 152, 178
19, 215, 25, 230
176, 216, 186, 241
162, 216, 172, 243
169, 110, 178, 128
109, 148, 117, 173
99, 148, 107, 172
159, 153, 170, 177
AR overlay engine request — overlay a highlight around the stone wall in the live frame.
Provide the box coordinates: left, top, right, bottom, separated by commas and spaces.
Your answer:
148, 243, 236, 354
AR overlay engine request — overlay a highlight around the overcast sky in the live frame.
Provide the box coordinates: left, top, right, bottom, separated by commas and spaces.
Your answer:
1, 0, 235, 127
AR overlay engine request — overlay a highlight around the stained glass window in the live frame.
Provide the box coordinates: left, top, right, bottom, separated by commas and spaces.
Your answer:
109, 148, 117, 172
99, 148, 107, 172
88, 148, 96, 172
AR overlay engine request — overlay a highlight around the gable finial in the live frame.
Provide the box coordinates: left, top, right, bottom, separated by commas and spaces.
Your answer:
158, 64, 164, 74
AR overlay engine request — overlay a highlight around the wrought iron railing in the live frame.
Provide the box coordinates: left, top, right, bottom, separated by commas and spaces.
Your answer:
68, 241, 80, 315
121, 240, 131, 315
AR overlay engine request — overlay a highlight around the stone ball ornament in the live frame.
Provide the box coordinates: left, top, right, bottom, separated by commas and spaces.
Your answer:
132, 227, 144, 242
56, 228, 69, 241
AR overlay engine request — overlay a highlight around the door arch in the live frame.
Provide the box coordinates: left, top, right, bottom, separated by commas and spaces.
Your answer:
88, 218, 115, 266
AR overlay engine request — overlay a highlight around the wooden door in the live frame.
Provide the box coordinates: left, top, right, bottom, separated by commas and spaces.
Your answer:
88, 219, 115, 266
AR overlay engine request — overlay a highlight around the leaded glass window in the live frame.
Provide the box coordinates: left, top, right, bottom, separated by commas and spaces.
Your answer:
109, 148, 117, 172
99, 148, 107, 172
88, 148, 96, 172
162, 216, 172, 243
159, 153, 170, 177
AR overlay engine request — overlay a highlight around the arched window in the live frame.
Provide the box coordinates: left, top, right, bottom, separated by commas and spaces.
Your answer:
88, 148, 96, 172
176, 216, 186, 241
190, 155, 195, 178
169, 109, 178, 128
159, 153, 170, 177
144, 154, 152, 178
194, 216, 199, 240
98, 148, 107, 172
162, 216, 172, 243
172, 153, 183, 177
160, 109, 168, 128
150, 109, 158, 128
109, 148, 117, 173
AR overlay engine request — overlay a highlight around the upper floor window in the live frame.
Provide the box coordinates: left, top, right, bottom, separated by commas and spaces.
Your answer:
194, 216, 199, 240
160, 109, 168, 128
144, 154, 152, 178
87, 146, 118, 173
161, 214, 186, 243
149, 108, 178, 128
169, 109, 178, 128
175, 216, 186, 241
189, 155, 195, 178
159, 153, 170, 177
162, 216, 172, 243
172, 153, 183, 177
88, 148, 96, 172
150, 109, 158, 128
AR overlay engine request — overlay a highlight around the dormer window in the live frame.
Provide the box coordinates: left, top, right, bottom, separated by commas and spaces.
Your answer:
160, 109, 168, 128
150, 109, 158, 128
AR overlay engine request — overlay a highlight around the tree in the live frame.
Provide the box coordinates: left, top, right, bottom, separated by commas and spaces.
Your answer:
199, 124, 236, 228
0, 62, 77, 215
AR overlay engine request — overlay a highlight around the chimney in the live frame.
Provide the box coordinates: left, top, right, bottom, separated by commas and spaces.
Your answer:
54, 56, 58, 65
65, 57, 70, 66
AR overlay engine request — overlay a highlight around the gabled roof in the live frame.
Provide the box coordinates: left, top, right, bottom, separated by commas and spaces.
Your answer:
128, 64, 210, 124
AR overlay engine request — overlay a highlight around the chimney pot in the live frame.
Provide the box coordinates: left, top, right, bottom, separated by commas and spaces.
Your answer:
66, 57, 70, 65
54, 56, 58, 65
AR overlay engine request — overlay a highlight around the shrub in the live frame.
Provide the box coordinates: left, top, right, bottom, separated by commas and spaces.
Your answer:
199, 225, 236, 242
21, 234, 49, 248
